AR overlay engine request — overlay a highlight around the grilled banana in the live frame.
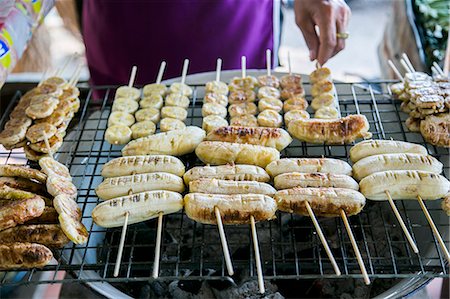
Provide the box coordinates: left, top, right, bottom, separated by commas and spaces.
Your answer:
95, 172, 185, 200
183, 164, 270, 184
359, 170, 450, 200
92, 190, 183, 228
189, 178, 276, 195
274, 172, 359, 190
101, 155, 185, 178
352, 153, 443, 181
349, 140, 428, 163
265, 158, 352, 178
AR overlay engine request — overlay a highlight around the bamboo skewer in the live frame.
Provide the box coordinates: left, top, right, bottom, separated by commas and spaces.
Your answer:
287, 51, 292, 75
433, 61, 445, 76
55, 54, 76, 77
402, 53, 416, 72
340, 209, 370, 285
388, 60, 405, 82
128, 66, 138, 88
156, 61, 167, 84
152, 212, 164, 278
214, 207, 234, 276
250, 215, 265, 294
417, 196, 450, 263
43, 135, 54, 160
216, 58, 222, 82
385, 191, 419, 253
305, 202, 341, 275
181, 59, 189, 85
266, 49, 271, 76
241, 56, 247, 79
114, 211, 129, 277
400, 59, 413, 74
69, 65, 82, 87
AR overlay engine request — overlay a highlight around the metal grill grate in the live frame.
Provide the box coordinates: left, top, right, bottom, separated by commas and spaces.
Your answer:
0, 77, 448, 291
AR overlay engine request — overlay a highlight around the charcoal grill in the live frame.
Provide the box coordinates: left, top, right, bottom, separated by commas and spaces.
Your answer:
0, 70, 448, 298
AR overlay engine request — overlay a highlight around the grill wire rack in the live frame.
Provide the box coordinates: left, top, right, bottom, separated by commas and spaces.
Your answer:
0, 75, 448, 295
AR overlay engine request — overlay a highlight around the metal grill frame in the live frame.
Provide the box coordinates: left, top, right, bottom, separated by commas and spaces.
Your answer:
0, 74, 448, 295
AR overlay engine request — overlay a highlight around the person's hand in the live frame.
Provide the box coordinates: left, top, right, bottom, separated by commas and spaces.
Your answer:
294, 0, 351, 65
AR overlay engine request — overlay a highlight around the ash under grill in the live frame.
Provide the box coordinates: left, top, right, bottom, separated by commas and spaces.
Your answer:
0, 72, 448, 298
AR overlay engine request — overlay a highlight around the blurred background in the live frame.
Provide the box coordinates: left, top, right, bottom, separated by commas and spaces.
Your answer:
7, 0, 448, 84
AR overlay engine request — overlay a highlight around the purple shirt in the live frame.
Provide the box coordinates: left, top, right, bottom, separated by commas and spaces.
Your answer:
82, 0, 276, 86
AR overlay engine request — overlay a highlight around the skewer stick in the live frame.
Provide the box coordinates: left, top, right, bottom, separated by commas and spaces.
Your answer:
388, 60, 405, 82
287, 51, 292, 75
180, 59, 189, 85
55, 54, 76, 77
443, 30, 450, 74
114, 211, 129, 277
43, 135, 54, 160
215, 58, 222, 82
69, 65, 82, 87
214, 207, 234, 275
250, 215, 265, 294
433, 62, 445, 76
305, 202, 341, 275
266, 49, 271, 76
340, 209, 370, 285
400, 59, 413, 74
128, 66, 137, 88
385, 191, 419, 253
431, 66, 439, 77
402, 53, 416, 72
152, 212, 164, 278
39, 70, 49, 85
241, 56, 247, 79
417, 196, 450, 262
156, 61, 166, 84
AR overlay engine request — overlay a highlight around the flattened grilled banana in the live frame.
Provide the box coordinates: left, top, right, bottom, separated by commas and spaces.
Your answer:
101, 155, 185, 177
202, 115, 228, 133
349, 140, 428, 163
314, 106, 339, 119
160, 118, 186, 132
0, 165, 47, 183
165, 93, 190, 108
274, 172, 359, 190
58, 212, 88, 244
114, 86, 141, 101
265, 158, 352, 178
228, 102, 258, 117
131, 121, 156, 139
112, 97, 139, 113
39, 157, 71, 180
258, 97, 283, 112
46, 176, 77, 199
184, 193, 277, 225
284, 109, 310, 127
311, 93, 335, 111
35, 110, 65, 127
202, 103, 227, 118
257, 110, 282, 127
140, 94, 164, 109
143, 83, 167, 97
135, 108, 161, 123
161, 106, 188, 121
169, 82, 193, 97
0, 224, 70, 248
283, 96, 308, 112
257, 86, 280, 99
183, 164, 270, 184
0, 243, 53, 269
0, 125, 28, 147
26, 123, 57, 143
92, 190, 183, 228
29, 133, 63, 154
25, 95, 59, 119
204, 93, 228, 106
95, 172, 185, 200
105, 125, 132, 145
205, 81, 228, 95
108, 111, 135, 127
352, 153, 443, 181
230, 115, 258, 127
359, 170, 450, 200
53, 194, 82, 221
189, 178, 276, 195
